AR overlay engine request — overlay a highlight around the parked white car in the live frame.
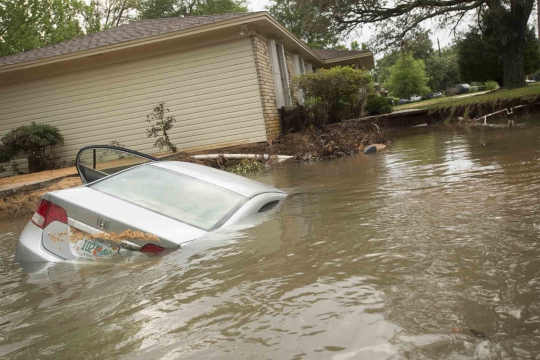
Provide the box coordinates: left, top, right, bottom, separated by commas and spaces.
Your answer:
16, 146, 288, 263
410, 95, 422, 102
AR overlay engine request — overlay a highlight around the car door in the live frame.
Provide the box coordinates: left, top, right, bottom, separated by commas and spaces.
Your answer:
75, 145, 159, 184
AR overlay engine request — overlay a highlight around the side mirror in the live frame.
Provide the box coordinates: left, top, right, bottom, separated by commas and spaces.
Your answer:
75, 146, 159, 184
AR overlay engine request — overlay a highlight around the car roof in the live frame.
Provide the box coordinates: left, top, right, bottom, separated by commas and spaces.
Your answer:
149, 161, 286, 198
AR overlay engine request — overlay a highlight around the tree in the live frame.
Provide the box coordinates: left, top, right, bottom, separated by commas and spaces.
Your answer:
384, 53, 430, 98
0, 0, 84, 57
350, 40, 360, 50
425, 47, 460, 92
457, 22, 540, 85
266, 0, 338, 48
374, 29, 433, 84
138, 0, 248, 19
306, 0, 537, 88
80, 0, 137, 34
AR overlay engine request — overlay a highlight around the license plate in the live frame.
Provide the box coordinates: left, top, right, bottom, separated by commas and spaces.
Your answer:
70, 228, 120, 257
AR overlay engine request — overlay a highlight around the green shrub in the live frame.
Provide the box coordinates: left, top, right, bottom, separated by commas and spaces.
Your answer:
226, 159, 265, 175
365, 96, 393, 115
477, 85, 487, 91
146, 103, 177, 152
1, 122, 64, 172
289, 66, 372, 129
484, 80, 499, 90
469, 85, 478, 92
367, 93, 377, 100
387, 97, 400, 105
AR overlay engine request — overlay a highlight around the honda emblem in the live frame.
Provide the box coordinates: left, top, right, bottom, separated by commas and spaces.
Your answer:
97, 217, 109, 230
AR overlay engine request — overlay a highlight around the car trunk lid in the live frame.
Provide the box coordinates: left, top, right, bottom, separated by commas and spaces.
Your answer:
41, 186, 207, 258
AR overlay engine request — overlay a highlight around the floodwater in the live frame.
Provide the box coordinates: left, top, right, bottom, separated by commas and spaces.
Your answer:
2, 118, 540, 359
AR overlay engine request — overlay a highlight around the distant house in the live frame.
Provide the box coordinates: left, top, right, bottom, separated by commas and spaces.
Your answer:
0, 11, 374, 174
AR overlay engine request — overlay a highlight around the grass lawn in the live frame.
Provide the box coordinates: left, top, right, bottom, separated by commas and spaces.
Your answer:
392, 83, 540, 111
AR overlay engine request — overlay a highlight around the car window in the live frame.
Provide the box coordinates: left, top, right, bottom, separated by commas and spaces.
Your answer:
91, 165, 246, 230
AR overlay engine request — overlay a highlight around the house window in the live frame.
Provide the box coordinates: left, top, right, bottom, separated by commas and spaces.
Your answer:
298, 56, 305, 74
275, 43, 292, 107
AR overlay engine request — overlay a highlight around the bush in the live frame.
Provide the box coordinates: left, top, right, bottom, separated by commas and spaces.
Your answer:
484, 80, 499, 90
365, 97, 393, 115
226, 159, 265, 175
387, 97, 400, 105
289, 66, 372, 130
146, 103, 177, 152
469, 85, 479, 92
1, 122, 64, 172
477, 85, 487, 91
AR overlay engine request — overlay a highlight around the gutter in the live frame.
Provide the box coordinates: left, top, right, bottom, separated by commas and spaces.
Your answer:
0, 12, 374, 74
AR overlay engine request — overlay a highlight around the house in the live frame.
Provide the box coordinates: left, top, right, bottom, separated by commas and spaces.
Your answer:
0, 11, 374, 175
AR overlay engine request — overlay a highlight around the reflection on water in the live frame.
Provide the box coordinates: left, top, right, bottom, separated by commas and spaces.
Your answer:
3, 119, 540, 359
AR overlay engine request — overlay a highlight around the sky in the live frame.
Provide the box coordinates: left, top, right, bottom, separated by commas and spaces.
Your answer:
247, 0, 466, 53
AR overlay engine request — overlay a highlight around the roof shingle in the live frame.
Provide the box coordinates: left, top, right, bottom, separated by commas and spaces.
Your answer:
0, 12, 259, 67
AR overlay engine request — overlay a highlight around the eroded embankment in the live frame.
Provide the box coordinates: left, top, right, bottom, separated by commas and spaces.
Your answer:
427, 93, 540, 123
0, 177, 82, 221
177, 119, 387, 165
0, 120, 386, 221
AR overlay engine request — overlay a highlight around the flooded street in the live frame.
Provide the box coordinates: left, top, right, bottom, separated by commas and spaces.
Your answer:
3, 118, 540, 359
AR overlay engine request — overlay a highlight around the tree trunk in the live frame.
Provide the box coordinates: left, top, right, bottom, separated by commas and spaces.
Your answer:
502, 41, 526, 88
487, 0, 533, 88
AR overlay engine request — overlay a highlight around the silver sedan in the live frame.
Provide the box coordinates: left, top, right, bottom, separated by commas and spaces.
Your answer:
16, 146, 287, 262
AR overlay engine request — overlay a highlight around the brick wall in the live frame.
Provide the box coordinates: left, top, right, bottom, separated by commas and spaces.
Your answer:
251, 35, 281, 140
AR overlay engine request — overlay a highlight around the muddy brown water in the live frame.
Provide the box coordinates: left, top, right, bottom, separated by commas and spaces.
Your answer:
2, 118, 540, 359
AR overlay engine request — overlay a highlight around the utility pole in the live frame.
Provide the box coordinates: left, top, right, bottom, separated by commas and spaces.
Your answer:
437, 38, 442, 57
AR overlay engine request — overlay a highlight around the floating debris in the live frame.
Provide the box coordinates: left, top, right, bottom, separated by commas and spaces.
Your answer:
90, 229, 160, 244
469, 329, 489, 339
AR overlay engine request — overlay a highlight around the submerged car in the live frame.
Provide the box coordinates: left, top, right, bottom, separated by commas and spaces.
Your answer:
16, 146, 287, 263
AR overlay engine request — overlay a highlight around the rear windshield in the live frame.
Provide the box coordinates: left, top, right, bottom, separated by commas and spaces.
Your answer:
91, 165, 246, 230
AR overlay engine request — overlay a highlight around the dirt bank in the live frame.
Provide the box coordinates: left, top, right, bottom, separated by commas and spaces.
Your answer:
0, 120, 386, 221
0, 177, 82, 221
171, 119, 387, 166
427, 92, 540, 123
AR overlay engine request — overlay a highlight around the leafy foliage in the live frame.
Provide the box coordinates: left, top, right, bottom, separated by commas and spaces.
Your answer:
374, 29, 433, 84
0, 122, 64, 172
365, 96, 393, 115
138, 0, 248, 19
146, 103, 178, 152
302, 0, 536, 88
81, 0, 137, 34
384, 54, 430, 99
457, 23, 540, 86
289, 66, 372, 129
425, 48, 460, 92
226, 159, 265, 175
484, 80, 499, 90
0, 0, 84, 57
266, 0, 338, 49
0, 0, 250, 57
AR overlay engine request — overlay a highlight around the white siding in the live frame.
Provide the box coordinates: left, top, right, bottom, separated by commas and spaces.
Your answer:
0, 38, 267, 175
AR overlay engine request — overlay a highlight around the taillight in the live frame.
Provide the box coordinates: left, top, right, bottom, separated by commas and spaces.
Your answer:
31, 200, 68, 229
140, 243, 165, 253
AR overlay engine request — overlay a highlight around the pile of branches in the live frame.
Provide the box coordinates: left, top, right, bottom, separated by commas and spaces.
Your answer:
167, 119, 387, 165
279, 120, 387, 161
